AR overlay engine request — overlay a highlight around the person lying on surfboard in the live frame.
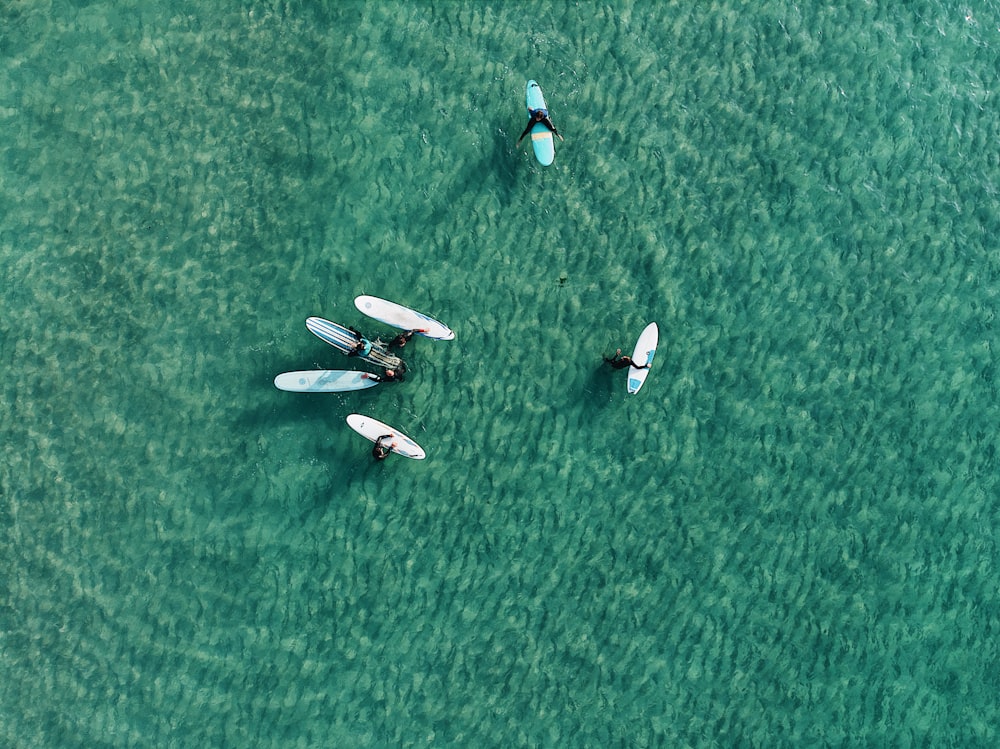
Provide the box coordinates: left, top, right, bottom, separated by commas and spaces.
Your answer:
516, 109, 564, 146
373, 434, 394, 460
604, 349, 649, 370
347, 326, 373, 357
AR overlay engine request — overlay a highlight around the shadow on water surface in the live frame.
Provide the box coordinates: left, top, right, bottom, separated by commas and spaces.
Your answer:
583, 363, 618, 407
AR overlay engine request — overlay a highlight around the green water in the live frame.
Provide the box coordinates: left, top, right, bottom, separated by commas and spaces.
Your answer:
2, 1, 999, 746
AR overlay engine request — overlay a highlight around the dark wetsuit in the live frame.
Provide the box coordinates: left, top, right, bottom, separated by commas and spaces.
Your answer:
604, 354, 633, 370
389, 330, 416, 349
382, 368, 405, 383
518, 110, 560, 142
605, 353, 648, 370
372, 435, 392, 460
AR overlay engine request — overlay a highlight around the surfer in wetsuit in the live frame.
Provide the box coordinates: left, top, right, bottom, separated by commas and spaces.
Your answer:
372, 434, 394, 460
516, 109, 564, 146
604, 349, 649, 370
347, 326, 372, 357
363, 367, 405, 383
383, 367, 405, 382
388, 329, 427, 350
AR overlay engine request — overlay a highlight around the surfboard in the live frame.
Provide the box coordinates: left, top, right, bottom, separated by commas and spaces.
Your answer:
627, 322, 658, 395
346, 414, 426, 460
525, 80, 555, 166
273, 370, 379, 393
354, 295, 455, 340
304, 316, 403, 370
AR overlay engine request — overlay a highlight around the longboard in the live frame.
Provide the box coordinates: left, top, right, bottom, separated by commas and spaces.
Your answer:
305, 316, 403, 370
273, 370, 379, 393
627, 322, 658, 395
346, 414, 426, 460
354, 295, 455, 340
525, 80, 556, 166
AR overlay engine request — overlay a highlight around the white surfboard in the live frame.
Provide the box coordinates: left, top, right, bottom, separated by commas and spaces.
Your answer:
274, 370, 379, 393
354, 295, 455, 341
525, 80, 556, 166
346, 414, 427, 460
627, 322, 658, 394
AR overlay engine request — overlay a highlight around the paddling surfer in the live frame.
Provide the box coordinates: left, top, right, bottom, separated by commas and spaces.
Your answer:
347, 326, 373, 357
604, 349, 649, 370
516, 108, 564, 146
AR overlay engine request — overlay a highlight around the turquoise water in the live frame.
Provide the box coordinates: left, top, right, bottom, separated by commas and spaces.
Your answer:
2, 0, 999, 746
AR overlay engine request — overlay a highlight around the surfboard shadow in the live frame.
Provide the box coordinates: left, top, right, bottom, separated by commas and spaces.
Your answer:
583, 363, 618, 407
492, 127, 521, 191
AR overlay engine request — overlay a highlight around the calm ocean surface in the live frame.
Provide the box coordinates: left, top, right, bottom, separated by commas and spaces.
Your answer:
2, 1, 999, 746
